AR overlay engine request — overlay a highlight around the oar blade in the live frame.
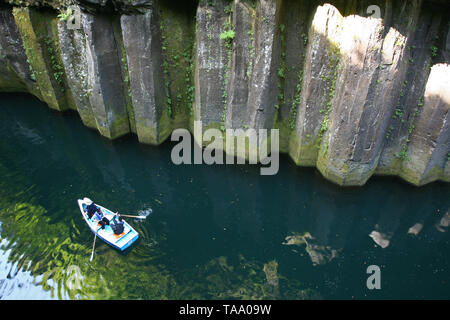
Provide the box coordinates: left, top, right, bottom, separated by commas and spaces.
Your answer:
90, 234, 97, 262
120, 214, 147, 219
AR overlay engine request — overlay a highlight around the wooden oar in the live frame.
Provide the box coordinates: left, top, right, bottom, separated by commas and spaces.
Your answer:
119, 214, 147, 219
90, 233, 97, 262
113, 212, 147, 219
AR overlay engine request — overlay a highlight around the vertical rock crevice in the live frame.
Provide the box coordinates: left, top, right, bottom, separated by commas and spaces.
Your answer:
274, 0, 316, 152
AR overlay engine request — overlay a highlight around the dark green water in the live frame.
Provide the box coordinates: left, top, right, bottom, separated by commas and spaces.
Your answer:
0, 93, 449, 300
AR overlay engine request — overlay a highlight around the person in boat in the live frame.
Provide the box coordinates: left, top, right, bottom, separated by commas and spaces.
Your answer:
111, 215, 125, 235
85, 199, 99, 220
95, 207, 110, 230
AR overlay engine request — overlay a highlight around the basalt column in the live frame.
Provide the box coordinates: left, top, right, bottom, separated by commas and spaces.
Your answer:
83, 12, 130, 139
121, 9, 167, 144
57, 6, 97, 129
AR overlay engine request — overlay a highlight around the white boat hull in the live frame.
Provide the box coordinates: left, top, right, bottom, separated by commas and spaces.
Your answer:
77, 199, 139, 251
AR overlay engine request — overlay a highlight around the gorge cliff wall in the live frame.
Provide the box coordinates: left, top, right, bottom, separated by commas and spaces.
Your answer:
0, 0, 449, 186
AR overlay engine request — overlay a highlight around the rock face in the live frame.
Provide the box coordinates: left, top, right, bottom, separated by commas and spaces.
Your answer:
121, 8, 167, 144
194, 0, 231, 134
82, 12, 131, 139
12, 7, 74, 111
0, 0, 449, 186
57, 9, 97, 128
401, 64, 450, 185
0, 7, 34, 93
289, 4, 343, 167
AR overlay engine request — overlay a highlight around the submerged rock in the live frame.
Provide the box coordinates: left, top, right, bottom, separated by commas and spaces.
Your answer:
283, 232, 340, 266
305, 244, 340, 266
263, 260, 279, 287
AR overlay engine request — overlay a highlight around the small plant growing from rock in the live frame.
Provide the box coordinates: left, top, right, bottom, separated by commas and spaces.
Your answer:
220, 29, 235, 50
224, 3, 232, 14
431, 46, 438, 57
57, 7, 74, 22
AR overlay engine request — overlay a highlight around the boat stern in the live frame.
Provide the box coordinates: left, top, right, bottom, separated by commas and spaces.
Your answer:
119, 233, 139, 251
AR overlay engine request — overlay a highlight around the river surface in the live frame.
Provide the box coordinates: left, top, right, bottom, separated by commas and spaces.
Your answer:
0, 93, 449, 300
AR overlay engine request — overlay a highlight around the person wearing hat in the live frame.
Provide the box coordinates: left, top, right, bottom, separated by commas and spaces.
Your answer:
85, 198, 98, 220
84, 198, 110, 229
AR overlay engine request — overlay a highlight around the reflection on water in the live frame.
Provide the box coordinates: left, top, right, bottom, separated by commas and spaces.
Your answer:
436, 211, 450, 233
408, 223, 423, 236
369, 231, 391, 248
0, 93, 449, 299
0, 238, 54, 300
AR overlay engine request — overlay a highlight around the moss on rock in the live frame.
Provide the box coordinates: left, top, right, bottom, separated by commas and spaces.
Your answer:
13, 7, 72, 111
